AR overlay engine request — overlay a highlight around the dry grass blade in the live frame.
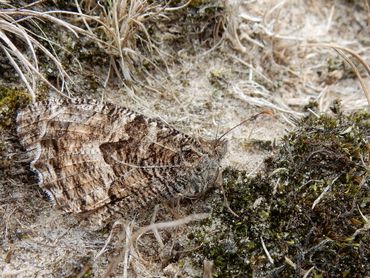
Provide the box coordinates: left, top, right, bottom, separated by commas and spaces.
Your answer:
74, 0, 96, 34
1, 20, 70, 96
73, 0, 168, 84
164, 0, 192, 11
130, 213, 211, 274
307, 43, 370, 108
150, 205, 164, 249
0, 7, 96, 99
260, 236, 274, 264
132, 213, 211, 242
100, 214, 210, 278
0, 43, 35, 98
303, 266, 316, 278
4, 9, 85, 36
0, 18, 38, 99
335, 49, 370, 106
102, 221, 134, 278
364, 0, 370, 28
97, 214, 210, 277
95, 221, 123, 260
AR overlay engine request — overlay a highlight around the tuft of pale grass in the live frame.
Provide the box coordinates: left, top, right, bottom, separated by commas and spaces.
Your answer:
0, 7, 93, 100
96, 212, 210, 277
222, 0, 370, 115
74, 0, 167, 85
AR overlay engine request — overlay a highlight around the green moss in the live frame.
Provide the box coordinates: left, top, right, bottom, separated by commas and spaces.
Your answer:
192, 111, 369, 277
327, 56, 345, 72
60, 255, 93, 278
0, 87, 31, 170
15, 230, 32, 240
0, 87, 31, 130
242, 139, 274, 152
208, 69, 229, 90
178, 259, 185, 268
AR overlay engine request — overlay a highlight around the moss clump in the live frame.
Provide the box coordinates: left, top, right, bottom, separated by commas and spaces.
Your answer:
0, 87, 31, 130
192, 111, 369, 277
208, 69, 229, 90
0, 87, 31, 170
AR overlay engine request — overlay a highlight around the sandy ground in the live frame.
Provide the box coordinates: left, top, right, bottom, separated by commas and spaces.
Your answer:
0, 0, 369, 277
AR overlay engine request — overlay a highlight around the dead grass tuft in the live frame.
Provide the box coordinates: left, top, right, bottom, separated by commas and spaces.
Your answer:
96, 212, 210, 277
223, 0, 370, 116
74, 0, 167, 85
0, 6, 91, 100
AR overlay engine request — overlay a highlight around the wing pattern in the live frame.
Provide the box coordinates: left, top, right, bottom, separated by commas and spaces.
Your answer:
17, 98, 227, 215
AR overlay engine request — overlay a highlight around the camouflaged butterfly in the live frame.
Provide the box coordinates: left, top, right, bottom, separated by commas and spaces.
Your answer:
16, 98, 227, 221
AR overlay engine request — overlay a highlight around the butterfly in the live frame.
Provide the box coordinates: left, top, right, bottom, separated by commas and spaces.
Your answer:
17, 98, 227, 220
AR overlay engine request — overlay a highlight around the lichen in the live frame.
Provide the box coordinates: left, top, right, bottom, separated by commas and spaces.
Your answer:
192, 111, 369, 277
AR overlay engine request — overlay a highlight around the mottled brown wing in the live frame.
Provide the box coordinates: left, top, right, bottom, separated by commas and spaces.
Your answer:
16, 98, 138, 213
17, 98, 220, 214
98, 114, 210, 210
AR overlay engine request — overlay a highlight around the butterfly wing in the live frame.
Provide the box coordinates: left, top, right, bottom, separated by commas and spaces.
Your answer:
17, 99, 135, 212
17, 98, 221, 215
